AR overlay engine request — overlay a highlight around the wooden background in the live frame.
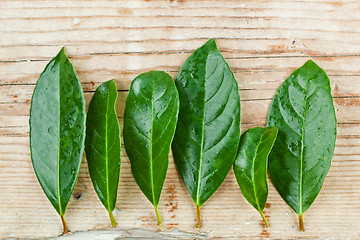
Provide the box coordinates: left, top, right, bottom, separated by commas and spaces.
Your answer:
1, 0, 360, 239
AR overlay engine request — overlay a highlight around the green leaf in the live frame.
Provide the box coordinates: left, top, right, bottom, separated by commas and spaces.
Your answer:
123, 71, 179, 227
172, 39, 241, 227
233, 126, 278, 227
85, 80, 121, 227
30, 47, 86, 234
266, 60, 337, 231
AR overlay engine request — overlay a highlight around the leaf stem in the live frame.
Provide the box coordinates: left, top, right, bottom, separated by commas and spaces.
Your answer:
259, 210, 269, 228
299, 214, 305, 231
195, 204, 201, 228
108, 210, 117, 227
154, 205, 163, 228
60, 214, 68, 234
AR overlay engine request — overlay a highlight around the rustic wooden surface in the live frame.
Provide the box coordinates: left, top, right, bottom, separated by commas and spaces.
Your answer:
1, 0, 360, 239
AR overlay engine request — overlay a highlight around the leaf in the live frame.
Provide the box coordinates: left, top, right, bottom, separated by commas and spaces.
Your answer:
172, 39, 241, 227
85, 80, 121, 227
266, 60, 337, 231
233, 126, 278, 227
30, 47, 86, 234
123, 71, 179, 227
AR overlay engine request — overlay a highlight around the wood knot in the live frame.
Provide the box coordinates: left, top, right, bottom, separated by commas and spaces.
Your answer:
72, 191, 82, 200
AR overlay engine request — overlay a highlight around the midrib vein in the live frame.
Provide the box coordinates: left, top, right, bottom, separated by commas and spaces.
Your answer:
57, 58, 63, 215
299, 65, 310, 214
105, 89, 110, 210
196, 52, 210, 205
252, 132, 265, 212
150, 73, 156, 205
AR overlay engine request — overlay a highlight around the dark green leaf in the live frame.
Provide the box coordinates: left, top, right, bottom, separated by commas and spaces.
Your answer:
233, 126, 278, 227
123, 71, 179, 226
30, 47, 86, 234
266, 60, 337, 231
172, 39, 241, 227
85, 80, 121, 227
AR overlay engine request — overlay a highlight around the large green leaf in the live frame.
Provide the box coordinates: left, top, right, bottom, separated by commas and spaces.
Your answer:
172, 39, 241, 227
30, 48, 86, 234
123, 71, 179, 227
85, 80, 121, 227
233, 127, 278, 227
266, 60, 337, 231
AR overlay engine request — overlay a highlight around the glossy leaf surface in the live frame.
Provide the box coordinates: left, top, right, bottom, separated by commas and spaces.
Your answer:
85, 80, 121, 227
172, 39, 241, 212
267, 60, 337, 230
233, 127, 278, 227
30, 48, 86, 233
123, 71, 179, 226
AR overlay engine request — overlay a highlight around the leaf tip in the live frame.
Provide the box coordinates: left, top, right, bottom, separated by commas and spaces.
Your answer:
103, 79, 117, 91
56, 47, 69, 62
304, 59, 319, 68
269, 126, 279, 135
59, 47, 66, 56
206, 38, 217, 48
208, 38, 216, 43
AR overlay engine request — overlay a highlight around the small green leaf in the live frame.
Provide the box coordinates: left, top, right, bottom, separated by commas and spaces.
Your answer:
123, 71, 179, 227
85, 80, 121, 227
266, 60, 337, 231
30, 47, 86, 234
233, 126, 278, 227
172, 39, 241, 227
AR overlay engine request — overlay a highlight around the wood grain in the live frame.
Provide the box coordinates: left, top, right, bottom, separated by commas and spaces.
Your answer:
1, 0, 359, 239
